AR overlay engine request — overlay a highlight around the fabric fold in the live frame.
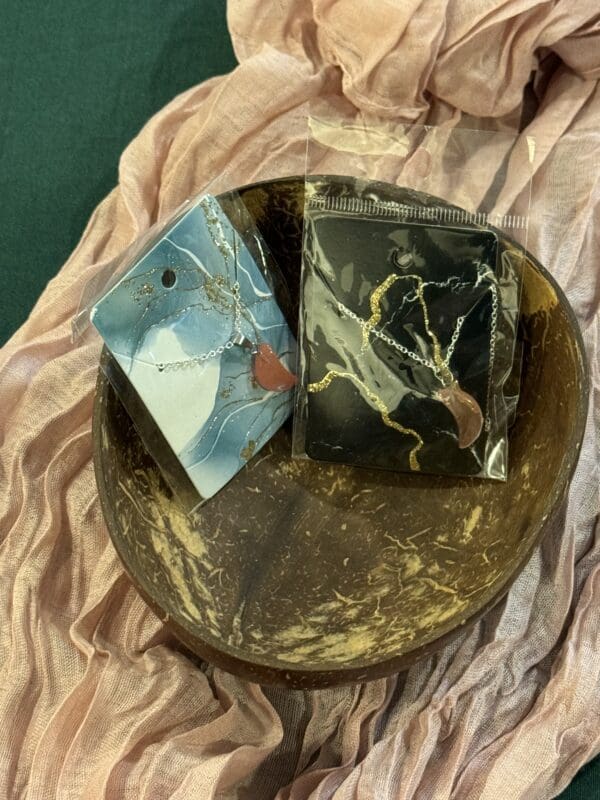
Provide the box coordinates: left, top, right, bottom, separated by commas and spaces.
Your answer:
1, 1, 599, 798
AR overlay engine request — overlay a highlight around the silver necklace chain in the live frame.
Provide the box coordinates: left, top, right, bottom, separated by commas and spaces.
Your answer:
156, 281, 244, 372
483, 281, 499, 431
336, 301, 466, 383
337, 277, 499, 428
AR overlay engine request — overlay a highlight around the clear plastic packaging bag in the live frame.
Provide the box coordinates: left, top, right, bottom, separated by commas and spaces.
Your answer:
84, 193, 297, 510
293, 109, 534, 481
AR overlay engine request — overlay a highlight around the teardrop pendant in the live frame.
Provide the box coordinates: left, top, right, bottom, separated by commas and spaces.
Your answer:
436, 382, 484, 449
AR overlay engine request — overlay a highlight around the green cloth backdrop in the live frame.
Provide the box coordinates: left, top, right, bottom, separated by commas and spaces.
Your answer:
0, 2, 595, 796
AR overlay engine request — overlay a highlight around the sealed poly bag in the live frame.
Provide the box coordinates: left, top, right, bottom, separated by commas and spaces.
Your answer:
293, 110, 534, 480
89, 193, 297, 509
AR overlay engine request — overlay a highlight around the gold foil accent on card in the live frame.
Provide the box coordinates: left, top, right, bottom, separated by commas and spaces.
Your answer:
308, 370, 423, 471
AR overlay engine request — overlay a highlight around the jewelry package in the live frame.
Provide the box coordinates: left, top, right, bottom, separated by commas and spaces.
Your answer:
89, 194, 296, 509
293, 108, 534, 480
293, 186, 522, 479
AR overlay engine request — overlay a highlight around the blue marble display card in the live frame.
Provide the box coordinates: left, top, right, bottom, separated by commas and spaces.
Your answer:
91, 195, 296, 501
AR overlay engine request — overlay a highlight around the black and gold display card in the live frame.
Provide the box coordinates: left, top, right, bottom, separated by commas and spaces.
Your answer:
295, 199, 518, 480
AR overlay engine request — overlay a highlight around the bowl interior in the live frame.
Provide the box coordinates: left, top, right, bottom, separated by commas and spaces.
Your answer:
94, 177, 587, 688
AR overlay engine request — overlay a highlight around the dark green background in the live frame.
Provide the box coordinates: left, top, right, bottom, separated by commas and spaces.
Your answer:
0, 0, 236, 345
0, 2, 596, 796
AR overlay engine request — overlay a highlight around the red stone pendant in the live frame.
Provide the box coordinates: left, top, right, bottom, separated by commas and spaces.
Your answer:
252, 343, 297, 392
436, 382, 484, 449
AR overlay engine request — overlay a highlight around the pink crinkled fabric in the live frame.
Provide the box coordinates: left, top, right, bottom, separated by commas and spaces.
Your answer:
1, 2, 599, 798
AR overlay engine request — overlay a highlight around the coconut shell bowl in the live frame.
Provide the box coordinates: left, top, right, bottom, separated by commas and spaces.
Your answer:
93, 176, 588, 689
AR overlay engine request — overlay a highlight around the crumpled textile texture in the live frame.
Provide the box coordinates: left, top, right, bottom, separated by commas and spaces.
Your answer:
1, 2, 599, 798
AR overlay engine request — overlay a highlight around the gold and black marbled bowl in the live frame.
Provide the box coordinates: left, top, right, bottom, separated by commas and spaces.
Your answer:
93, 176, 588, 688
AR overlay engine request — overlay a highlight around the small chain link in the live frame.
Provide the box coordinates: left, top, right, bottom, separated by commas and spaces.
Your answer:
483, 282, 499, 431
445, 315, 466, 364
232, 281, 242, 339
